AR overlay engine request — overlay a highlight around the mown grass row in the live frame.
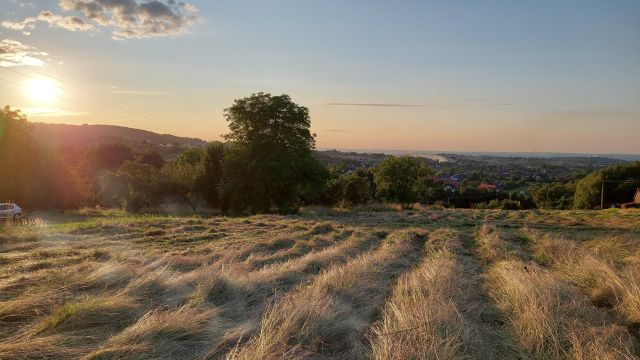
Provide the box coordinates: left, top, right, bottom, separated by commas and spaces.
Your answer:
476, 224, 638, 359
224, 229, 425, 359
1, 210, 639, 359
0, 218, 394, 359
370, 228, 515, 360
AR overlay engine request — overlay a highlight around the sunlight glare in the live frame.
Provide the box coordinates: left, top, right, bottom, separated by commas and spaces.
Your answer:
25, 79, 59, 103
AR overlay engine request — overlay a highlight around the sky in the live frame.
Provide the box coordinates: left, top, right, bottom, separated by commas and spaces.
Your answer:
1, 0, 639, 154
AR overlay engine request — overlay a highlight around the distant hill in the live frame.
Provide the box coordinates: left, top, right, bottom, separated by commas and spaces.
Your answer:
31, 123, 209, 159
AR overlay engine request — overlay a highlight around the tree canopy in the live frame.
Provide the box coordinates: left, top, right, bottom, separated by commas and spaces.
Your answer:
372, 156, 433, 207
0, 106, 50, 207
221, 93, 324, 214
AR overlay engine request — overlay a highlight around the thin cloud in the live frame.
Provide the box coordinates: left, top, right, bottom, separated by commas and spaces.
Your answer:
325, 102, 424, 108
0, 38, 47, 67
461, 97, 525, 106
325, 100, 523, 108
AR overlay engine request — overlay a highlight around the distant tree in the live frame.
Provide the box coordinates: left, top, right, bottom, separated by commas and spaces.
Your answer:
98, 171, 128, 208
160, 162, 200, 211
529, 182, 576, 209
451, 186, 490, 208
97, 160, 162, 212
91, 143, 135, 171
220, 93, 322, 214
321, 163, 347, 205
337, 168, 375, 206
421, 185, 446, 205
194, 142, 225, 207
372, 156, 433, 207
574, 162, 640, 209
140, 151, 165, 168
176, 148, 204, 166
479, 198, 523, 210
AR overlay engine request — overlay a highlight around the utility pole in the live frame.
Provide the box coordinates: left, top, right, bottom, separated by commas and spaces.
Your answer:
601, 179, 605, 210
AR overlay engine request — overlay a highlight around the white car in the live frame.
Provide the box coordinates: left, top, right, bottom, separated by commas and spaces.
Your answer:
0, 203, 23, 220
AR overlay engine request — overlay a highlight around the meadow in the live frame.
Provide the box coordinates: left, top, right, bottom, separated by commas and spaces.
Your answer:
0, 207, 639, 359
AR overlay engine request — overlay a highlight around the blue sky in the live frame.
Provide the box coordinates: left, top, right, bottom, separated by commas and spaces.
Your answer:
1, 0, 639, 153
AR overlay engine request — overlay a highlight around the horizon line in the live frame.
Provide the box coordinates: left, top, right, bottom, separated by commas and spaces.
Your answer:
318, 147, 640, 157
28, 121, 639, 157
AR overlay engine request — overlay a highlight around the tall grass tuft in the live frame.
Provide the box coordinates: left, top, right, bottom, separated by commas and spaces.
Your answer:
487, 260, 637, 359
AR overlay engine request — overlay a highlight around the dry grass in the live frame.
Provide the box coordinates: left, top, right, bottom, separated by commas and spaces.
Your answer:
487, 260, 637, 359
372, 228, 516, 359
372, 230, 474, 359
84, 305, 214, 359
224, 229, 425, 359
473, 223, 517, 262
0, 209, 639, 359
528, 230, 640, 336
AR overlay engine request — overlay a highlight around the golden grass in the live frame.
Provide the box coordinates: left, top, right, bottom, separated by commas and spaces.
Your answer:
474, 223, 515, 262
0, 334, 79, 359
529, 230, 640, 334
487, 260, 637, 359
372, 229, 473, 360
1, 210, 639, 358
370, 227, 521, 360
84, 305, 214, 359
224, 229, 425, 359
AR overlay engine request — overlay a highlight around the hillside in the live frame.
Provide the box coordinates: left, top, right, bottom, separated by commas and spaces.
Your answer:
31, 123, 209, 158
0, 208, 638, 358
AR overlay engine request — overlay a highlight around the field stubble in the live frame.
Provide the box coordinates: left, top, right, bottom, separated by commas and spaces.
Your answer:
0, 208, 639, 359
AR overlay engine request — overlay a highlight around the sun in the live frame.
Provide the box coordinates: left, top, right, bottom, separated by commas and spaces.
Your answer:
25, 79, 59, 103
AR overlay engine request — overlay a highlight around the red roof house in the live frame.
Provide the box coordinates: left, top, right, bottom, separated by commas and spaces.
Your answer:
477, 183, 497, 191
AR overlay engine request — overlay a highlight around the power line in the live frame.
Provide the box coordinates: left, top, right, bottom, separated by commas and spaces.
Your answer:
0, 74, 176, 133
602, 180, 640, 183
1, 64, 171, 133
2, 63, 204, 138
1, 60, 206, 138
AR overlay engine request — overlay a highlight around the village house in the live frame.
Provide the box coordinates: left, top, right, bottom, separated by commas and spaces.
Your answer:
477, 183, 497, 191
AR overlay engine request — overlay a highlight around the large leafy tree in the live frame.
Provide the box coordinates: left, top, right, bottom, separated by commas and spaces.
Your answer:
372, 156, 433, 207
221, 93, 325, 214
0, 106, 52, 207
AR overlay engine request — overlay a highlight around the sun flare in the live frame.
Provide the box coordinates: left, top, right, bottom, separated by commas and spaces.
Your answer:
25, 79, 58, 103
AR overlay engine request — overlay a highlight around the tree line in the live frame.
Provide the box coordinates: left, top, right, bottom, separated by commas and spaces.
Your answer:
1, 95, 639, 214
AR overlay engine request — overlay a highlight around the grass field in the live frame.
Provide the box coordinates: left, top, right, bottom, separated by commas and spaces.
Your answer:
1, 208, 639, 359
